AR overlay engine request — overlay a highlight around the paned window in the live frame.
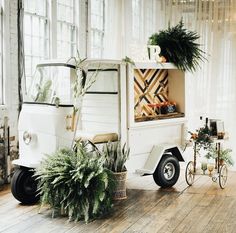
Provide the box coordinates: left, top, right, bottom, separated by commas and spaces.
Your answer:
90, 0, 105, 58
57, 0, 77, 58
0, 6, 2, 104
24, 0, 78, 89
24, 0, 49, 86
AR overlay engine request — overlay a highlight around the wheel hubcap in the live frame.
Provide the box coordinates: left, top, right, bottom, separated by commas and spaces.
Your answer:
164, 162, 175, 180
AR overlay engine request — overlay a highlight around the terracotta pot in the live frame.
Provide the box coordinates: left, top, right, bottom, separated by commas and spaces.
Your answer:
215, 158, 225, 168
219, 159, 225, 166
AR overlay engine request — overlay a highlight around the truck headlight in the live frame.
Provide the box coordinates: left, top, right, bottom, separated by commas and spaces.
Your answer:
23, 131, 32, 145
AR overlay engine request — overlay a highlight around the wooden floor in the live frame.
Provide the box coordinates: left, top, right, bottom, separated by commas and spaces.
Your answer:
1, 170, 236, 233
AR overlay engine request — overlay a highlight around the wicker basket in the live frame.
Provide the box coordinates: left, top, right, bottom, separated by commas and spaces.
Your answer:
113, 171, 127, 200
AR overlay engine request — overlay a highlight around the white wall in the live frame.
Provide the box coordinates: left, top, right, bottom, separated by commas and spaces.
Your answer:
0, 0, 18, 146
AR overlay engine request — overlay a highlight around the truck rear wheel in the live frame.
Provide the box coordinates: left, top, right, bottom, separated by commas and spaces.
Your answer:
153, 154, 180, 188
11, 167, 39, 204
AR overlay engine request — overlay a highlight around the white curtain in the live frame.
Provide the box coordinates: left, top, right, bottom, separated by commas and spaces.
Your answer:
103, 0, 123, 59
160, 0, 236, 169
103, 0, 161, 59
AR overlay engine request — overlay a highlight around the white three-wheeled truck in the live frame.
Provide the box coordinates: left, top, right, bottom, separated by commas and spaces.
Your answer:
11, 59, 186, 204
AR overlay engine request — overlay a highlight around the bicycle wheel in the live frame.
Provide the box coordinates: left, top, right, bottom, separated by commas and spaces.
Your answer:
185, 161, 195, 186
219, 164, 228, 189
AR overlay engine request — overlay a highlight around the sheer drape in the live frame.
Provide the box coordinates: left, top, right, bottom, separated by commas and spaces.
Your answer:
102, 0, 236, 168
160, 0, 236, 169
103, 0, 161, 59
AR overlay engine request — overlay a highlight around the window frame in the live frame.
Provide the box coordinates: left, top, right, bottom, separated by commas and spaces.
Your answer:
0, 0, 9, 108
89, 0, 105, 58
23, 0, 79, 91
24, 2, 49, 81
0, 6, 3, 105
56, 0, 78, 59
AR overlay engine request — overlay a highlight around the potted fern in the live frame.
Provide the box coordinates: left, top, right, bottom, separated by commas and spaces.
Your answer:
148, 20, 206, 72
102, 141, 130, 200
35, 141, 115, 223
205, 146, 234, 167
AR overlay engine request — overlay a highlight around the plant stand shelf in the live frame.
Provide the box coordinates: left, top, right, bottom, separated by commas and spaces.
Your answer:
135, 112, 184, 122
185, 140, 228, 189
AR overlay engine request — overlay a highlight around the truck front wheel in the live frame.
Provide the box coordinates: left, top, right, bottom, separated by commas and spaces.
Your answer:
153, 154, 180, 188
11, 167, 39, 204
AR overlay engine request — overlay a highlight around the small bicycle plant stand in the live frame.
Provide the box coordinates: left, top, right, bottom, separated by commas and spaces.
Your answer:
185, 139, 228, 189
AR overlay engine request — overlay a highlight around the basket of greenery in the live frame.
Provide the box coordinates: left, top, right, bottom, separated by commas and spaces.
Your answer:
102, 141, 130, 200
148, 19, 206, 72
205, 146, 234, 167
35, 141, 115, 223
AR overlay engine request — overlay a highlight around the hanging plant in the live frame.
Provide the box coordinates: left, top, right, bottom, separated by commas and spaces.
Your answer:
148, 20, 206, 72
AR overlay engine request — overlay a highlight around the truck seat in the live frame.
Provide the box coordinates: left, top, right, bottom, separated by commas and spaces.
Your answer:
76, 131, 118, 144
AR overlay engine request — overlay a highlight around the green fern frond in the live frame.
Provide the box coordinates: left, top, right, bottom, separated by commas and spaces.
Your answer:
148, 19, 206, 72
35, 141, 114, 223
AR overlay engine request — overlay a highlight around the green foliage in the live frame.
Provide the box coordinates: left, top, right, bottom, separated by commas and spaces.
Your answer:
67, 51, 98, 108
148, 20, 206, 72
35, 141, 115, 223
102, 141, 130, 172
195, 127, 213, 150
35, 79, 52, 102
205, 146, 234, 166
189, 125, 213, 152
122, 56, 135, 66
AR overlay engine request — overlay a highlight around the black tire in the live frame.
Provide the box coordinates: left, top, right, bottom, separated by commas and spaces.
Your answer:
153, 154, 180, 188
11, 167, 39, 204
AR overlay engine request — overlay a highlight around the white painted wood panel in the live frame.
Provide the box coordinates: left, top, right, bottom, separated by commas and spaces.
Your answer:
127, 121, 186, 172
128, 123, 184, 155
81, 114, 118, 124
126, 153, 149, 173
81, 94, 119, 133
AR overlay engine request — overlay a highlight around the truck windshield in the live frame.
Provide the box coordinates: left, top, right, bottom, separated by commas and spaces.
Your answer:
25, 64, 76, 105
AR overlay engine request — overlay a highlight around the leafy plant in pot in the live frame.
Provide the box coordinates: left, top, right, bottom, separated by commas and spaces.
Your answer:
148, 19, 206, 72
205, 146, 234, 167
35, 141, 115, 223
102, 141, 130, 200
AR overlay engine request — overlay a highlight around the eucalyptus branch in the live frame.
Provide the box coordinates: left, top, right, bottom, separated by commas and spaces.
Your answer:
67, 52, 100, 147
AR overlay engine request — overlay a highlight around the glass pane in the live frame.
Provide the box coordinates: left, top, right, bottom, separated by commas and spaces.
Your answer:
0, 8, 2, 104
24, 0, 47, 17
24, 0, 49, 89
32, 37, 40, 56
57, 0, 74, 23
87, 71, 118, 93
57, 0, 77, 58
26, 65, 76, 105
57, 22, 76, 58
90, 0, 104, 58
91, 0, 103, 30
24, 14, 32, 36
25, 56, 32, 77
32, 17, 39, 37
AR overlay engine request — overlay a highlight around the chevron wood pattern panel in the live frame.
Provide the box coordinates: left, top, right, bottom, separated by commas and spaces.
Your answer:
134, 69, 169, 116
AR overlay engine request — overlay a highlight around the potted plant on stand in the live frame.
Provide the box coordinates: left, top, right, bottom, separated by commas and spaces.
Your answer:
205, 146, 234, 167
102, 141, 130, 200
